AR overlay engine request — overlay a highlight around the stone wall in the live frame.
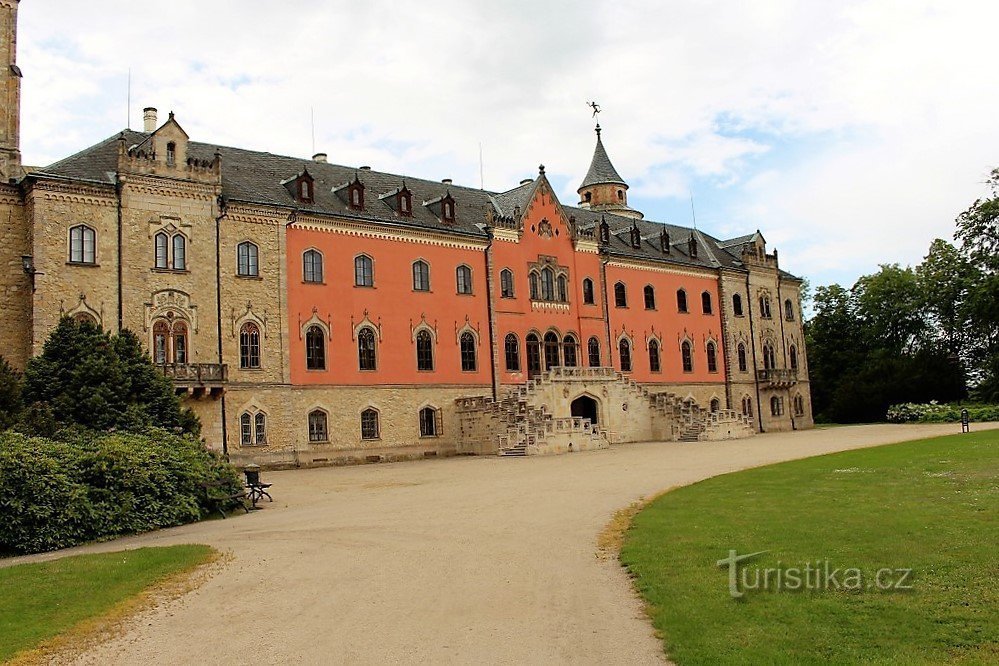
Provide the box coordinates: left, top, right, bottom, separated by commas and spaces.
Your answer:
0, 184, 30, 368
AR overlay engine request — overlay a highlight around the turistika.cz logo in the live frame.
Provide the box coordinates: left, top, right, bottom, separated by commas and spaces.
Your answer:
716, 550, 914, 599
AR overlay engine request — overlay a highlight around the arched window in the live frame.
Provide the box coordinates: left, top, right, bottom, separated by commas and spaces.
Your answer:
643, 285, 656, 310
785, 299, 795, 321
681, 340, 693, 373
172, 234, 186, 271
412, 260, 430, 291
617, 189, 624, 201
240, 412, 253, 446
172, 321, 188, 364
793, 395, 804, 416
504, 333, 520, 371
460, 332, 477, 371
738, 343, 748, 372
614, 282, 627, 308
500, 269, 514, 298
237, 241, 259, 277
153, 320, 169, 364
760, 296, 772, 318
706, 341, 718, 373
306, 325, 326, 370
562, 335, 578, 367
361, 408, 379, 439
303, 249, 323, 283
358, 327, 377, 370
416, 330, 434, 371
770, 396, 782, 416
588, 337, 601, 367
419, 407, 440, 437
541, 268, 555, 301
710, 398, 720, 412
355, 255, 374, 287
648, 339, 661, 372
73, 312, 97, 326
742, 396, 753, 418
456, 265, 473, 294
582, 278, 595, 305
399, 190, 412, 216
733, 293, 744, 316
677, 289, 688, 313
69, 225, 96, 264
790, 345, 798, 371
166, 142, 176, 166
154, 232, 169, 269
254, 412, 267, 444
543, 331, 560, 370
701, 291, 712, 314
585, 191, 592, 203
526, 333, 542, 376
529, 271, 540, 300
240, 323, 261, 369
619, 339, 632, 372
557, 275, 568, 303
308, 409, 328, 442
763, 344, 775, 370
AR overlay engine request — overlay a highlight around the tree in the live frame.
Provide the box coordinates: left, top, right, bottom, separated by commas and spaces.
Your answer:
0, 356, 23, 431
852, 264, 926, 355
916, 239, 977, 357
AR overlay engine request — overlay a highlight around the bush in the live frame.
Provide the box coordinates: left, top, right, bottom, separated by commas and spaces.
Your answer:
886, 402, 999, 423
0, 356, 22, 431
0, 429, 240, 555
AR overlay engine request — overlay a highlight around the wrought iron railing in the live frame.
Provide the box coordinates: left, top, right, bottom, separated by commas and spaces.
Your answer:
756, 368, 797, 385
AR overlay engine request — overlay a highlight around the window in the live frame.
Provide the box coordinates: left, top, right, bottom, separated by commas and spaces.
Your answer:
442, 199, 455, 223
619, 339, 632, 372
153, 320, 169, 364
349, 183, 364, 210
543, 332, 560, 370
760, 296, 772, 318
706, 341, 718, 373
172, 322, 188, 364
741, 396, 753, 418
361, 408, 379, 439
557, 275, 568, 303
308, 410, 328, 442
504, 333, 520, 371
355, 255, 374, 287
785, 299, 795, 321
644, 285, 656, 310
585, 191, 592, 203
306, 325, 326, 370
701, 291, 712, 314
399, 190, 412, 217
681, 341, 693, 373
412, 260, 430, 292
240, 323, 261, 369
789, 345, 798, 371
166, 142, 176, 166
254, 412, 267, 445
529, 271, 540, 300
73, 312, 97, 326
649, 339, 661, 372
770, 396, 783, 416
582, 278, 595, 305
763, 344, 776, 370
733, 294, 744, 316
456, 265, 473, 294
599, 219, 609, 243
240, 412, 252, 446
303, 249, 323, 283
738, 343, 748, 372
172, 234, 186, 271
617, 189, 624, 201
416, 330, 434, 371
237, 241, 259, 277
793, 395, 804, 416
588, 337, 601, 367
526, 333, 542, 375
460, 332, 477, 371
419, 407, 439, 437
710, 398, 720, 412
614, 282, 627, 308
500, 269, 514, 298
301, 179, 313, 203
358, 327, 377, 370
562, 335, 577, 367
677, 289, 688, 313
154, 232, 169, 269
69, 225, 96, 264
541, 268, 555, 301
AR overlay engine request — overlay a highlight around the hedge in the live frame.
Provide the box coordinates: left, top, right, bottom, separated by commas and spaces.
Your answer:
0, 429, 240, 554
886, 402, 999, 423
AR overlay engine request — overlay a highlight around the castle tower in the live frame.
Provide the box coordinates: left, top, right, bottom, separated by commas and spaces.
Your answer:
0, 0, 22, 181
577, 124, 642, 219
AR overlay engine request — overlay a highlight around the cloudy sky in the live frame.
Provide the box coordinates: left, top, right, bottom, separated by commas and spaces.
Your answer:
16, 0, 999, 290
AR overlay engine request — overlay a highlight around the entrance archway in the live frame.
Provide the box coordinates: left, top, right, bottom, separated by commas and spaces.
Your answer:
570, 395, 599, 425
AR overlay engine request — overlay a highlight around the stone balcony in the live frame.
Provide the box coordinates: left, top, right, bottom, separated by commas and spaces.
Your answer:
756, 368, 798, 388
158, 363, 227, 398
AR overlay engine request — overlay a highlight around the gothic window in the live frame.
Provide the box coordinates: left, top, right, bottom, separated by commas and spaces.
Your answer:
795, 395, 805, 416
785, 299, 795, 321
619, 339, 632, 372
416, 330, 434, 371
706, 341, 718, 373
760, 296, 772, 319
738, 343, 748, 372
582, 278, 595, 305
529, 271, 540, 300
733, 293, 744, 316
240, 323, 261, 369
557, 275, 568, 303
441, 198, 455, 223
543, 332, 560, 370
349, 182, 364, 210
500, 269, 515, 298
69, 225, 96, 264
614, 282, 627, 308
526, 333, 542, 375
456, 265, 473, 294
460, 332, 477, 371
681, 340, 693, 373
702, 291, 713, 314
254, 412, 267, 444
237, 241, 259, 277
742, 396, 753, 418
504, 333, 520, 371
308, 409, 329, 442
153, 320, 169, 364
644, 285, 656, 310
399, 189, 412, 216
355, 255, 374, 287
358, 327, 377, 370
305, 325, 326, 370
541, 268, 555, 301
73, 312, 97, 326
172, 322, 188, 364
361, 408, 379, 439
763, 344, 776, 370
303, 249, 323, 283
154, 232, 169, 269
649, 339, 661, 372
172, 234, 186, 271
790, 345, 798, 371
677, 289, 688, 313
562, 335, 578, 367
300, 179, 313, 203
412, 260, 430, 292
419, 407, 440, 437
240, 412, 253, 446
588, 337, 601, 368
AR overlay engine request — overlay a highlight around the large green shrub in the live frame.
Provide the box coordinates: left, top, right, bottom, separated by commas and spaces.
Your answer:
0, 429, 240, 555
886, 402, 999, 423
0, 356, 22, 431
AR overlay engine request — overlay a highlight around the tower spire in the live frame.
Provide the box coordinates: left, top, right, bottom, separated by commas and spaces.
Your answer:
0, 0, 23, 181
576, 122, 642, 219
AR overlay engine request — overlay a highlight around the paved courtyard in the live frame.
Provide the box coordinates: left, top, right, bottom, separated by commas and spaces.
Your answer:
11, 423, 993, 665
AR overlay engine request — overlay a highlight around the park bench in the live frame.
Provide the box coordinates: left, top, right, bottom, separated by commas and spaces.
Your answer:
202, 480, 249, 519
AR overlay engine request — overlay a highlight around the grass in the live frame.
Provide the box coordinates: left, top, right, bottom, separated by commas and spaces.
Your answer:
0, 545, 217, 662
620, 430, 999, 665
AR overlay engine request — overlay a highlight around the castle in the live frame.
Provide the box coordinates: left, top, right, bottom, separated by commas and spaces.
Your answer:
0, 0, 812, 465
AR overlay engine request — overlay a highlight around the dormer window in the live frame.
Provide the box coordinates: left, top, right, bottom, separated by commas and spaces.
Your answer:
660, 229, 670, 253
300, 179, 312, 202
399, 188, 412, 217
599, 219, 610, 244
441, 197, 455, 223
166, 142, 176, 166
688, 234, 698, 259
630, 224, 641, 248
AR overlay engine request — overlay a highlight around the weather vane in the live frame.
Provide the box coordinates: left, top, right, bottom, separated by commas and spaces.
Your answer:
587, 101, 601, 118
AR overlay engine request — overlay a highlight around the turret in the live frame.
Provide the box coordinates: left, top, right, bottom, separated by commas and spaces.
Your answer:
576, 124, 642, 219
0, 0, 22, 181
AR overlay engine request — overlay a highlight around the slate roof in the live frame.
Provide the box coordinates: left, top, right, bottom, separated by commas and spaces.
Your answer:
578, 125, 627, 189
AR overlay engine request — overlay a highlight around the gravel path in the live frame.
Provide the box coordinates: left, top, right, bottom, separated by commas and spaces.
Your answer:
12, 422, 994, 665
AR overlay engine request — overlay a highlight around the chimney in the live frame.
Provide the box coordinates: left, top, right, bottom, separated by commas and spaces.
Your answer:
441, 178, 452, 185
312, 152, 327, 163
519, 178, 532, 185
143, 107, 158, 133
359, 165, 371, 171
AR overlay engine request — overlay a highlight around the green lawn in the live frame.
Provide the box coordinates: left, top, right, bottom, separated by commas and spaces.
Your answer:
0, 545, 215, 662
621, 430, 999, 665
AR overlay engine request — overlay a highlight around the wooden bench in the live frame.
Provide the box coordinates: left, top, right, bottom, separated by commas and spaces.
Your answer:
202, 480, 249, 519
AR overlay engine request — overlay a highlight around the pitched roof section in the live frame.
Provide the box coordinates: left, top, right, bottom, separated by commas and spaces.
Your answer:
578, 125, 626, 190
